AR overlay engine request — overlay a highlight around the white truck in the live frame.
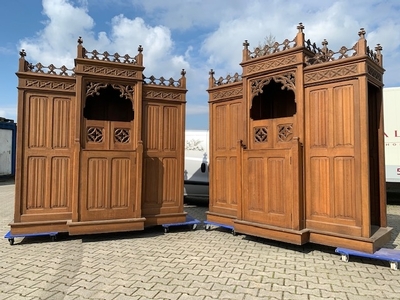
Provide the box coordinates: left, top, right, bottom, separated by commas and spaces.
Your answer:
184, 130, 209, 199
383, 87, 400, 183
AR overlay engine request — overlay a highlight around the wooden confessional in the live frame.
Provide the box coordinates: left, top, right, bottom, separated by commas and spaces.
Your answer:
11, 38, 187, 235
207, 24, 391, 253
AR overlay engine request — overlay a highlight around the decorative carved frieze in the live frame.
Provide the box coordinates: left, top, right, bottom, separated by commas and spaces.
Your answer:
86, 82, 134, 99
246, 55, 297, 74
211, 87, 243, 100
304, 64, 358, 84
278, 124, 293, 142
251, 73, 295, 96
145, 90, 182, 100
367, 65, 383, 82
82, 65, 137, 77
25, 79, 75, 91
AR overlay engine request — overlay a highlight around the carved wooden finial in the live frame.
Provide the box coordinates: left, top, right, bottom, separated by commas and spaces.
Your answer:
243, 40, 249, 49
138, 45, 143, 53
19, 49, 26, 58
77, 36, 83, 45
181, 69, 186, 77
297, 22, 305, 33
358, 28, 366, 39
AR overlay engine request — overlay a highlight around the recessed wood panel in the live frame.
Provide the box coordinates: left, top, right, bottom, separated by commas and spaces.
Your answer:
309, 157, 330, 217
87, 158, 108, 209
309, 89, 328, 147
144, 104, 160, 150
334, 157, 356, 219
26, 157, 47, 209
50, 157, 70, 208
163, 158, 178, 203
215, 105, 227, 150
163, 106, 178, 151
215, 157, 227, 203
247, 157, 265, 212
333, 85, 354, 146
110, 158, 131, 208
28, 96, 48, 148
229, 103, 241, 149
143, 157, 161, 204
267, 157, 285, 214
228, 157, 237, 205
52, 97, 71, 149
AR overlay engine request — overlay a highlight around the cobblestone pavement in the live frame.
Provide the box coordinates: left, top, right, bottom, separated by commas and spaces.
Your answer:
1, 179, 400, 299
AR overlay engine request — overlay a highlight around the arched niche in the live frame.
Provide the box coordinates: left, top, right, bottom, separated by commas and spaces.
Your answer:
250, 76, 296, 120
84, 84, 134, 122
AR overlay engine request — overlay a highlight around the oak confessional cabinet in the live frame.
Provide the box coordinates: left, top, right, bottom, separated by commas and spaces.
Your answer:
11, 38, 187, 235
207, 24, 391, 253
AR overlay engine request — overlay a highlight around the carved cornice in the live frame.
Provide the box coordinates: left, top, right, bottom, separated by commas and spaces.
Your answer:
211, 87, 243, 100
145, 90, 182, 101
246, 55, 297, 74
367, 65, 383, 82
82, 65, 138, 78
304, 64, 358, 84
86, 82, 134, 99
250, 73, 295, 96
25, 79, 75, 91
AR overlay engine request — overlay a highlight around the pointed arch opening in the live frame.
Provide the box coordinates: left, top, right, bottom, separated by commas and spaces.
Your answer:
250, 79, 296, 120
84, 84, 134, 122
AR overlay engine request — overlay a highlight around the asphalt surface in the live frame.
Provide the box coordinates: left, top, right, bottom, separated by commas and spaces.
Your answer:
1, 179, 400, 299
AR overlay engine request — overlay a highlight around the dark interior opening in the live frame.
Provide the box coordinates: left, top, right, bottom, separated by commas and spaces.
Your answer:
250, 79, 296, 120
84, 85, 134, 122
368, 82, 382, 226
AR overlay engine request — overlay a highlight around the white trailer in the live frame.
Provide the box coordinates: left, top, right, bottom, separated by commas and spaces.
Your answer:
383, 87, 400, 183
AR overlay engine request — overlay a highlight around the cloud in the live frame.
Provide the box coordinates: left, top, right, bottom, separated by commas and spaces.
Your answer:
19, 0, 189, 80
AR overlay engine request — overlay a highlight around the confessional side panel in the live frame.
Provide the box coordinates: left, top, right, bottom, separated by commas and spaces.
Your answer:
305, 82, 361, 235
142, 101, 184, 213
21, 93, 74, 218
210, 100, 244, 215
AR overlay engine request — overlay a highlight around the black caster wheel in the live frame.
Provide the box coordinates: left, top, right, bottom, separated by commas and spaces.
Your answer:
51, 236, 56, 242
8, 238, 14, 245
192, 224, 197, 231
205, 225, 211, 231
164, 227, 169, 233
232, 230, 237, 236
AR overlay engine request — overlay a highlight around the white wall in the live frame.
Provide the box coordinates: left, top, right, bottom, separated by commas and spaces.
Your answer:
0, 128, 12, 175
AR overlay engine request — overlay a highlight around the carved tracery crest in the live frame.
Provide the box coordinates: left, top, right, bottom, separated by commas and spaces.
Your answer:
250, 73, 295, 96
86, 82, 134, 99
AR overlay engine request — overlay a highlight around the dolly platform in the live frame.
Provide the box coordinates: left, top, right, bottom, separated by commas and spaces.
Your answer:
203, 221, 236, 235
336, 247, 400, 270
162, 215, 201, 233
4, 231, 58, 245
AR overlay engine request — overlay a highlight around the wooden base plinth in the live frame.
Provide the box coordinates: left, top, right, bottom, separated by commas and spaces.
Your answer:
9, 220, 68, 235
309, 226, 393, 254
67, 218, 146, 235
144, 212, 187, 226
234, 220, 310, 245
